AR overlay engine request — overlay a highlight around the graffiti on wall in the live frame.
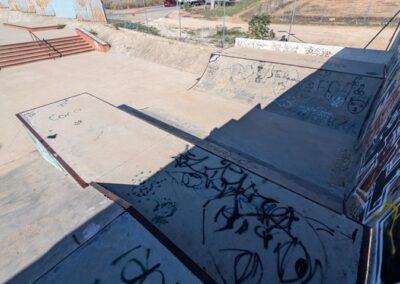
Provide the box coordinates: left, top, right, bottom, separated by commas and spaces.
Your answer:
32, 0, 54, 15
35, 213, 201, 283
235, 38, 339, 58
369, 203, 400, 284
196, 55, 381, 135
74, 0, 107, 22
345, 46, 400, 284
5, 0, 107, 22
100, 145, 365, 283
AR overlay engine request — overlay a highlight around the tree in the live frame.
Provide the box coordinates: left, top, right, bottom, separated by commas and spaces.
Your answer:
248, 14, 275, 40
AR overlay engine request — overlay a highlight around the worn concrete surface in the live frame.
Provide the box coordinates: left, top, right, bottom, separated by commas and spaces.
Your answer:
0, 31, 252, 283
208, 108, 357, 199
221, 46, 388, 77
234, 39, 393, 65
192, 50, 384, 200
35, 213, 201, 284
18, 94, 366, 283
0, 13, 385, 283
195, 53, 382, 134
18, 94, 190, 184
0, 21, 76, 44
0, 51, 250, 168
0, 151, 123, 283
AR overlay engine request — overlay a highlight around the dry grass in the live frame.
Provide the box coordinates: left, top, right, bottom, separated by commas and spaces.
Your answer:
103, 0, 163, 9
241, 0, 400, 25
277, 0, 400, 18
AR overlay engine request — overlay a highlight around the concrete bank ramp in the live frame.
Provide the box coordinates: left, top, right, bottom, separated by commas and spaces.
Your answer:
194, 48, 383, 136
105, 29, 215, 74
191, 44, 388, 205
17, 93, 369, 283
207, 108, 358, 200
34, 213, 202, 283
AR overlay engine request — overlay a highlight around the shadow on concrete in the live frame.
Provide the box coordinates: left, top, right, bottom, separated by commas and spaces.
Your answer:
6, 46, 392, 283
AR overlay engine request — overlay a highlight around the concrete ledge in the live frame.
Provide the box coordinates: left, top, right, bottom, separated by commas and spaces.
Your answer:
3, 22, 59, 31
76, 28, 110, 52
235, 37, 390, 64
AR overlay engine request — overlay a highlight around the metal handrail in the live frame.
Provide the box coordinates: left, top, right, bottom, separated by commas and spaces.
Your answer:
363, 8, 400, 50
29, 31, 62, 58
43, 38, 63, 57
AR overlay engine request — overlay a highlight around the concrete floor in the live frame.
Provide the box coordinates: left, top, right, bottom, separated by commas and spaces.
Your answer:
0, 151, 123, 283
16, 94, 366, 283
0, 24, 255, 283
0, 21, 381, 282
0, 21, 76, 44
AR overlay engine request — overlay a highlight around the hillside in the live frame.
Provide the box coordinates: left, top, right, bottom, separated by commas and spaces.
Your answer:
244, 0, 400, 24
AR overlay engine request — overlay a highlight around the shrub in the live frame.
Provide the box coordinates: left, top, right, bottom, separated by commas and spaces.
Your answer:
103, 0, 163, 9
248, 14, 275, 40
208, 26, 247, 46
136, 23, 160, 36
112, 22, 160, 36
89, 29, 98, 36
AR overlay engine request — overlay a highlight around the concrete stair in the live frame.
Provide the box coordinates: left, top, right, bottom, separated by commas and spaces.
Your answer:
207, 107, 359, 212
0, 35, 95, 69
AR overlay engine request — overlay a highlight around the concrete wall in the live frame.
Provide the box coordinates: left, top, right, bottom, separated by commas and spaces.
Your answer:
31, 0, 55, 15
52, 0, 76, 19
235, 38, 390, 64
73, 0, 106, 22
195, 54, 382, 136
3, 0, 107, 22
346, 35, 400, 284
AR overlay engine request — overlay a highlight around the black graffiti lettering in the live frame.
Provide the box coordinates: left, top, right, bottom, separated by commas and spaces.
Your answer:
112, 246, 165, 284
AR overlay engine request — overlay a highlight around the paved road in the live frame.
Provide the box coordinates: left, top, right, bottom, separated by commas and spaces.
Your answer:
106, 6, 177, 22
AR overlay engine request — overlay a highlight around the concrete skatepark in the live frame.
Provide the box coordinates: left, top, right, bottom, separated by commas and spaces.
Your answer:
0, 4, 399, 284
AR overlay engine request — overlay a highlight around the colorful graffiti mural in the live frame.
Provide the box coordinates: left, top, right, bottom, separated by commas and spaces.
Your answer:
32, 0, 54, 15
4, 0, 107, 22
0, 0, 9, 8
74, 0, 107, 22
346, 44, 400, 283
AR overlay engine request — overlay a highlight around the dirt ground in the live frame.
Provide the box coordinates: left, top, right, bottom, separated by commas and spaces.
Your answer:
1, 7, 397, 50
153, 10, 397, 49
270, 0, 400, 18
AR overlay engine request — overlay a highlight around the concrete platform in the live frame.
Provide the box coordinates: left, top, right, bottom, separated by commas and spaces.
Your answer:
0, 21, 76, 45
34, 213, 202, 284
16, 93, 370, 283
0, 151, 123, 283
0, 51, 250, 168
208, 108, 358, 201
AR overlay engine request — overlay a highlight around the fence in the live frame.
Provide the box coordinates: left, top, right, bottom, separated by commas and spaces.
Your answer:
101, 0, 400, 49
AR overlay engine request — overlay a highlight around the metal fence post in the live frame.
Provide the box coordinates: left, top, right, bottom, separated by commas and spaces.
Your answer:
143, 0, 148, 25
288, 0, 296, 41
222, 0, 226, 48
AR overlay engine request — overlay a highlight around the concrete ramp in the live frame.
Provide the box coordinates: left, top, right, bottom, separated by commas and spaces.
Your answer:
35, 213, 202, 284
17, 93, 370, 284
194, 50, 382, 135
207, 108, 357, 200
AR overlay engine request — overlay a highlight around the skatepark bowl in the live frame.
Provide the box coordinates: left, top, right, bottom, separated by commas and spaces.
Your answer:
0, 15, 399, 284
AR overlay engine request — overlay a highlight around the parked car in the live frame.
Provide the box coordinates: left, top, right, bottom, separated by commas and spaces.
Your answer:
205, 0, 234, 5
177, 0, 205, 7
164, 0, 176, 7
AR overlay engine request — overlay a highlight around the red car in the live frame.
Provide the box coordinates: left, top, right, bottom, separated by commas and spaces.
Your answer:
164, 0, 176, 7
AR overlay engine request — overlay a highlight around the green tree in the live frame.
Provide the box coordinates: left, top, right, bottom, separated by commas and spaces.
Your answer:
248, 14, 275, 40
